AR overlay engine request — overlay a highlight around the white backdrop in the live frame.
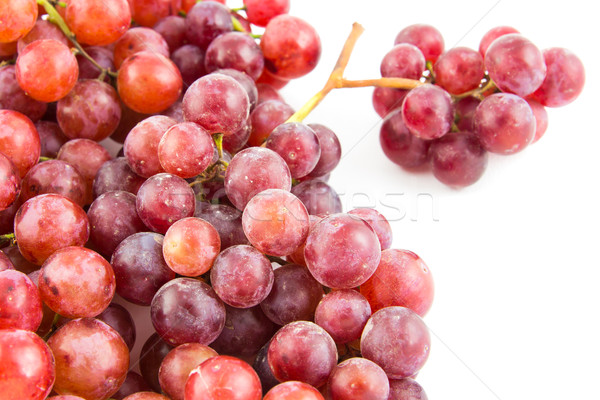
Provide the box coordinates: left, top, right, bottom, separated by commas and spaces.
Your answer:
270, 0, 599, 399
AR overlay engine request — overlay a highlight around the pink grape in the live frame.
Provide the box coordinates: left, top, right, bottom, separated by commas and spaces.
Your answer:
194, 203, 250, 249
205, 32, 264, 80
264, 381, 324, 400
248, 99, 295, 146
93, 157, 146, 197
158, 122, 215, 178
0, 65, 47, 122
401, 84, 453, 140
348, 208, 393, 250
380, 43, 426, 80
0, 152, 20, 211
328, 358, 390, 400
479, 26, 519, 56
306, 123, 341, 178
314, 289, 371, 344
154, 15, 187, 51
372, 87, 408, 118
291, 179, 342, 216
185, 1, 233, 50
394, 24, 444, 63
454, 96, 480, 131
388, 378, 429, 400
171, 44, 207, 87
0, 270, 42, 331
20, 160, 87, 207
266, 122, 321, 179
433, 47, 484, 95
429, 131, 488, 187
532, 47, 585, 107
528, 99, 549, 143
380, 108, 431, 170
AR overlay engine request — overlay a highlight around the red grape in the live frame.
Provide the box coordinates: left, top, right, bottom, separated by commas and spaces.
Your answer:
223, 122, 251, 153
528, 99, 549, 143
185, 1, 233, 50
388, 378, 429, 400
158, 122, 215, 178
0, 109, 41, 177
454, 96, 480, 131
261, 15, 321, 79
306, 123, 341, 178
478, 26, 519, 56
0, 152, 20, 211
93, 157, 146, 197
372, 87, 408, 118
304, 213, 381, 289
0, 329, 55, 400
429, 130, 488, 187
248, 99, 295, 146
0, 270, 42, 330
244, 0, 290, 27
0, 250, 14, 271
205, 32, 264, 80
36, 121, 68, 158
268, 321, 337, 387
256, 67, 290, 89
291, 179, 342, 216
171, 44, 206, 86
128, 0, 181, 27
182, 73, 250, 136
113, 27, 170, 69
1, 244, 36, 274
0, 0, 38, 43
48, 318, 129, 400
118, 51, 182, 114
253, 342, 280, 394
401, 83, 453, 140
473, 93, 535, 154
348, 208, 393, 250
16, 39, 78, 102
532, 47, 585, 107
287, 215, 322, 266
314, 289, 371, 344
266, 123, 321, 178
264, 381, 324, 400
20, 160, 87, 207
433, 47, 484, 95
257, 83, 284, 105
328, 358, 390, 400
394, 24, 444, 63
123, 393, 170, 400
17, 19, 70, 53
154, 15, 187, 51
361, 307, 430, 379
215, 68, 259, 110
96, 302, 136, 351
159, 343, 218, 400
65, 0, 131, 45
484, 34, 546, 97
381, 43, 426, 80
151, 277, 226, 346
185, 356, 262, 400
210, 245, 274, 308
139, 333, 174, 392
14, 194, 89, 265
0, 65, 47, 122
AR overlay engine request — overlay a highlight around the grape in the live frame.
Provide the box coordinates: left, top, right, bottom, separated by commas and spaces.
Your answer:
0, 41, 17, 57
211, 304, 278, 357
93, 157, 146, 197
372, 87, 408, 118
401, 84, 453, 140
348, 208, 393, 249
88, 191, 146, 258
76, 46, 115, 81
36, 121, 68, 158
113, 372, 151, 400
257, 83, 284, 105
0, 0, 38, 43
16, 39, 78, 103
528, 99, 549, 143
211, 245, 274, 308
20, 160, 87, 207
314, 289, 371, 344
205, 32, 264, 81
17, 19, 70, 53
57, 138, 112, 204
257, 67, 290, 89
118, 51, 182, 114
388, 378, 429, 400
15, 194, 90, 265
472, 93, 535, 154
484, 34, 546, 97
223, 122, 251, 153
242, 189, 309, 256
261, 15, 321, 79
260, 263, 324, 325
291, 179, 342, 216
381, 43, 426, 80
182, 73, 250, 135
264, 381, 324, 400
124, 115, 177, 178
128, 0, 180, 27
111, 232, 175, 305
185, 356, 262, 400
48, 318, 129, 400
171, 44, 206, 86
224, 147, 292, 210
27, 270, 57, 337
0, 202, 20, 235
1, 244, 37, 274
361, 307, 430, 379
454, 96, 480, 131
253, 342, 280, 394
113, 27, 170, 69
0, 251, 14, 271
360, 249, 434, 316
159, 343, 218, 400
39, 246, 115, 318
154, 15, 186, 51
287, 215, 322, 266
194, 179, 230, 205
111, 101, 148, 144
248, 99, 295, 146
0, 152, 20, 211
478, 26, 519, 56
47, 396, 87, 400
0, 329, 55, 400
215, 68, 259, 110
0, 65, 47, 122
136, 173, 195, 234
265, 123, 321, 178
151, 277, 226, 346
162, 100, 184, 122
433, 47, 484, 95
185, 1, 233, 50
394, 24, 444, 63
0, 270, 42, 330
96, 303, 136, 351
304, 214, 381, 289
158, 122, 215, 178
65, 0, 130, 45
56, 79, 121, 142
429, 131, 488, 187
0, 109, 41, 177
194, 203, 248, 249
123, 393, 170, 400
231, 11, 252, 32
243, 0, 289, 27
306, 123, 341, 178
532, 47, 585, 107
268, 321, 337, 387
140, 333, 174, 392
328, 358, 390, 400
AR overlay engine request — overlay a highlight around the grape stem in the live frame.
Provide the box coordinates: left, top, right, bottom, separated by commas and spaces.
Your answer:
454, 78, 497, 100
0, 233, 15, 247
0, 60, 16, 68
36, 0, 119, 79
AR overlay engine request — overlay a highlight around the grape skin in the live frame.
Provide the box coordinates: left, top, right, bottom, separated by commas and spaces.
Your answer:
17, 19, 70, 53
401, 84, 453, 140
0, 65, 48, 122
327, 357, 390, 400
348, 208, 393, 250
0, 109, 41, 177
0, 270, 42, 331
65, 0, 131, 46
532, 47, 585, 107
248, 99, 295, 146
314, 289, 371, 344
171, 44, 206, 87
429, 131, 488, 187
0, 0, 38, 43
20, 160, 87, 207
111, 372, 151, 399
139, 333, 174, 392
291, 179, 343, 216
194, 203, 249, 249
264, 381, 324, 400
93, 157, 146, 197
96, 303, 136, 351
380, 43, 426, 80
388, 378, 429, 400
394, 24, 444, 63
433, 47, 484, 95
0, 152, 21, 211
205, 32, 265, 81
478, 26, 519, 56
158, 122, 215, 178
154, 15, 187, 52
185, 1, 233, 50
113, 27, 170, 69
243, 0, 290, 27
266, 122, 321, 179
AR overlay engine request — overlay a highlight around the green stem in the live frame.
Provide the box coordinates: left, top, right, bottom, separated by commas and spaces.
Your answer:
231, 6, 246, 12
214, 133, 224, 160
0, 233, 15, 247
36, 0, 118, 79
231, 15, 248, 32
0, 59, 16, 68
39, 156, 53, 162
251, 33, 262, 39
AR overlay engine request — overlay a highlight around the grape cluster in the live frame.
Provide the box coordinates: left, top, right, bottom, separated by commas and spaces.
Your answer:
0, 0, 434, 399
375, 24, 585, 187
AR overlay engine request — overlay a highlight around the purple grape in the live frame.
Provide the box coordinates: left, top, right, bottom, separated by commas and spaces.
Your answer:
215, 68, 259, 110
306, 123, 341, 178
96, 303, 136, 351
139, 333, 174, 392
171, 44, 206, 87
291, 179, 342, 216
401, 84, 453, 140
379, 108, 431, 170
205, 32, 264, 80
389, 378, 429, 400
93, 157, 146, 197
194, 203, 249, 249
185, 1, 233, 50
429, 131, 488, 187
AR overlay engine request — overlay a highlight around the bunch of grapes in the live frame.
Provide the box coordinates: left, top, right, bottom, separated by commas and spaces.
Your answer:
374, 24, 585, 187
0, 1, 436, 399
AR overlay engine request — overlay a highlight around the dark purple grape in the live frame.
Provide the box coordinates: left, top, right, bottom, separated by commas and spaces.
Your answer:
36, 121, 69, 158
112, 371, 151, 400
170, 44, 206, 87
205, 32, 264, 80
194, 203, 249, 249
291, 179, 343, 216
306, 123, 341, 178
185, 1, 233, 50
153, 15, 187, 51
253, 342, 279, 394
113, 27, 170, 70
96, 302, 136, 351
223, 122, 251, 153
139, 333, 174, 393
93, 157, 146, 197
429, 131, 488, 187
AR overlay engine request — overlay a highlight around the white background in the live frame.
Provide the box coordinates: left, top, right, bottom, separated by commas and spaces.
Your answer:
273, 0, 599, 399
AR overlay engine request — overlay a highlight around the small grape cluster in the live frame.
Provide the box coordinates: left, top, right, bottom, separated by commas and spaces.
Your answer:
374, 24, 585, 187
1, 1, 433, 400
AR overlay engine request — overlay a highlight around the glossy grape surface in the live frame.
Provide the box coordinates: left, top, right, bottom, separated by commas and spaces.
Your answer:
93, 157, 146, 197
306, 123, 341, 178
0, 270, 42, 330
429, 131, 488, 187
314, 289, 371, 344
113, 27, 170, 69
433, 47, 484, 95
205, 32, 264, 80
194, 203, 249, 249
381, 43, 426, 79
394, 24, 444, 62
266, 123, 321, 179
328, 358, 390, 400
96, 302, 136, 351
372, 87, 408, 118
65, 0, 130, 46
248, 99, 295, 146
185, 1, 233, 49
158, 122, 215, 178
291, 179, 342, 216
243, 0, 290, 27
532, 47, 585, 107
124, 115, 176, 178
20, 160, 86, 207
401, 84, 453, 140
0, 109, 41, 177
348, 208, 393, 250
479, 26, 519, 56
379, 107, 431, 170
